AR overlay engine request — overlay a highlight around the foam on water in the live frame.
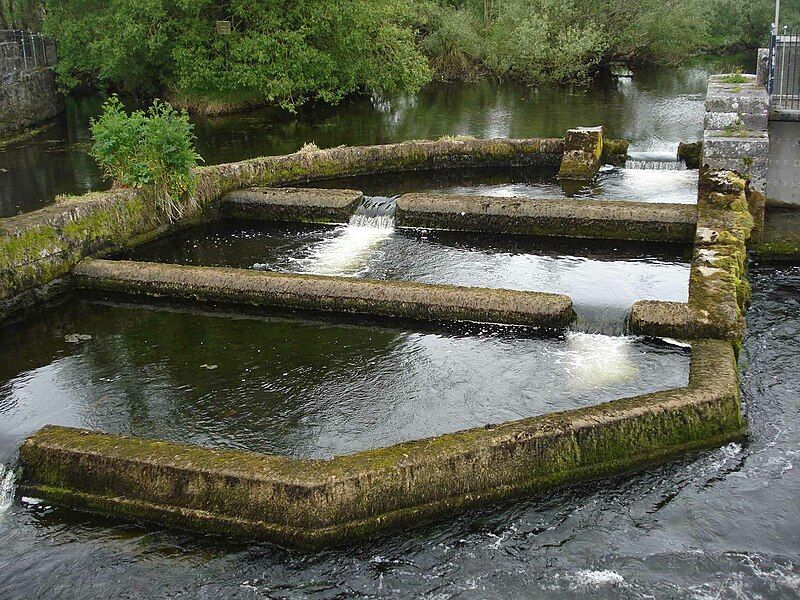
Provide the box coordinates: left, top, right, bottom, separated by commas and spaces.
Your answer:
562, 332, 638, 388
288, 196, 396, 276
569, 569, 626, 588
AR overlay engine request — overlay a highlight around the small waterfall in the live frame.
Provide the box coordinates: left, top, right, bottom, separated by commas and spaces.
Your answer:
0, 464, 16, 514
294, 196, 396, 276
625, 149, 686, 171
625, 159, 686, 171
349, 195, 397, 228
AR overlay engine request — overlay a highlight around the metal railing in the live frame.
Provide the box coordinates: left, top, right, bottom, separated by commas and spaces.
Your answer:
768, 26, 800, 112
0, 29, 56, 74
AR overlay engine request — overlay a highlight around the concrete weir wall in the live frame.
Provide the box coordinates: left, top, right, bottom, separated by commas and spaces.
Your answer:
0, 136, 628, 322
19, 339, 743, 547
223, 187, 363, 224
394, 194, 697, 242
73, 258, 576, 328
630, 170, 753, 340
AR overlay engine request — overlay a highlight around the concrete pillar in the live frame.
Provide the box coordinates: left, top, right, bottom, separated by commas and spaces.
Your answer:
757, 48, 770, 86
558, 126, 604, 180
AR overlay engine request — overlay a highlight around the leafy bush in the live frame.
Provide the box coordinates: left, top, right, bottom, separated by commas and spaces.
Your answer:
44, 0, 431, 110
90, 96, 202, 220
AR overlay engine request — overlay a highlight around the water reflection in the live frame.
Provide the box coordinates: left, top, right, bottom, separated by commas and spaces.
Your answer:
0, 300, 689, 461
0, 56, 747, 217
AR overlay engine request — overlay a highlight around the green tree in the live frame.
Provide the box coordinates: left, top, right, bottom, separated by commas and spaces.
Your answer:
44, 0, 431, 110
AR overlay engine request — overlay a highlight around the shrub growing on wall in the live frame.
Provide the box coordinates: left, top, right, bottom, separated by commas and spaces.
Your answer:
90, 96, 202, 221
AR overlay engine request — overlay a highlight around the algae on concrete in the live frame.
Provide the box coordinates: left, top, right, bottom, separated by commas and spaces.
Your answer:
558, 127, 604, 180
19, 339, 743, 547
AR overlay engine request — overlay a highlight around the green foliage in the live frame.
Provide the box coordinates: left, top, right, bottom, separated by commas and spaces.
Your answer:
90, 96, 202, 220
482, 1, 607, 82
0, 0, 43, 29
44, 0, 431, 110
722, 68, 747, 84
410, 0, 799, 83
40, 0, 800, 104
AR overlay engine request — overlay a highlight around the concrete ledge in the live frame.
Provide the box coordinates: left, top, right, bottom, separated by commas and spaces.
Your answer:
222, 187, 363, 224
630, 170, 753, 340
395, 194, 697, 242
0, 189, 203, 320
73, 258, 575, 328
0, 137, 576, 322
18, 339, 743, 547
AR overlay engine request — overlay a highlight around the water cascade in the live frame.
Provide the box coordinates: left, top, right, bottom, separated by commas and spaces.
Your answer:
625, 150, 686, 171
291, 196, 397, 276
0, 463, 16, 515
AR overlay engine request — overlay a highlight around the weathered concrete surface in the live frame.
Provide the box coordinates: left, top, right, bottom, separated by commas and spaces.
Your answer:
0, 68, 62, 134
766, 121, 800, 205
749, 207, 800, 260
396, 194, 697, 242
600, 138, 629, 166
73, 258, 576, 328
0, 136, 633, 323
222, 187, 363, 224
558, 126, 604, 180
631, 170, 753, 340
19, 339, 743, 547
678, 141, 702, 169
703, 75, 769, 197
0, 189, 204, 321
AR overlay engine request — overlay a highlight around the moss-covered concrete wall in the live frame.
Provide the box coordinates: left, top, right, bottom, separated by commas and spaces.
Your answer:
73, 258, 576, 327
630, 169, 754, 340
395, 193, 697, 242
19, 339, 743, 547
3, 136, 626, 322
222, 187, 363, 224
558, 127, 604, 180
0, 188, 208, 320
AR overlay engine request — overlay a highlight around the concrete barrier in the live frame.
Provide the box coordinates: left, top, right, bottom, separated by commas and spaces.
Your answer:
18, 339, 743, 547
396, 194, 697, 242
1, 136, 621, 322
222, 187, 363, 224
558, 126, 604, 180
630, 170, 753, 340
73, 258, 576, 328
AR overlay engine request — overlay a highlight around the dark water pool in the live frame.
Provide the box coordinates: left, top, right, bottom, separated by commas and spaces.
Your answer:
0, 56, 746, 217
123, 219, 691, 335
0, 263, 797, 598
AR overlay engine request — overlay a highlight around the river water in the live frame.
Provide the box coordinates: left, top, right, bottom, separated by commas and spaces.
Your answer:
3, 55, 798, 598
0, 264, 798, 598
0, 56, 745, 217
124, 217, 691, 335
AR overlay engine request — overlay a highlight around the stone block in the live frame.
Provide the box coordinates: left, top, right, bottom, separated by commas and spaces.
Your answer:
558, 126, 604, 180
704, 111, 768, 133
702, 133, 769, 193
706, 75, 769, 115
